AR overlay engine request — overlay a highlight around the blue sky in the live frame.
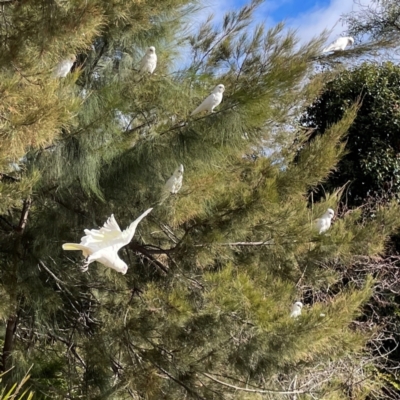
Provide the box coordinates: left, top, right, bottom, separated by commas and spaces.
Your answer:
197, 0, 373, 45
266, 0, 331, 21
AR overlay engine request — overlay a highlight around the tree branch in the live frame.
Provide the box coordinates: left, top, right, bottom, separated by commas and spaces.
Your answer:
130, 243, 169, 274
38, 259, 67, 285
193, 240, 274, 247
16, 197, 32, 233
47, 334, 86, 369
0, 172, 20, 182
201, 372, 309, 395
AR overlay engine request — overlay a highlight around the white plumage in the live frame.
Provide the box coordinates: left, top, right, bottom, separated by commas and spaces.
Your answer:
323, 37, 354, 53
314, 208, 335, 234
139, 46, 157, 74
62, 208, 152, 274
290, 302, 303, 318
164, 164, 184, 194
52, 55, 76, 78
191, 84, 225, 116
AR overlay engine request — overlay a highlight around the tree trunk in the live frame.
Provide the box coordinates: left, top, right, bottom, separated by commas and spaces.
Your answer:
1, 314, 19, 372
0, 197, 31, 372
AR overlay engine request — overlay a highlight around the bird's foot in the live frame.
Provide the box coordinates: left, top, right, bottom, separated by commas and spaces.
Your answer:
80, 263, 89, 272
80, 258, 90, 272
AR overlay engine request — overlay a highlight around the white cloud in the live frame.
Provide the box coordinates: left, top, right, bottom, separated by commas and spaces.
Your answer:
176, 0, 378, 70
283, 0, 375, 44
190, 0, 375, 45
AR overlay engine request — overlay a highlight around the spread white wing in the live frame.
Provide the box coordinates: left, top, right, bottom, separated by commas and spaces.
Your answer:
80, 214, 122, 250
62, 208, 152, 254
117, 208, 153, 249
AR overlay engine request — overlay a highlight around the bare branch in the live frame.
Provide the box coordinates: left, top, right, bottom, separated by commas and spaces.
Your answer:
201, 372, 311, 395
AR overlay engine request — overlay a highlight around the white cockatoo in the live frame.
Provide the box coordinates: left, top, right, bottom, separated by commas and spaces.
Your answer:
323, 37, 354, 53
62, 208, 152, 274
52, 55, 76, 78
314, 208, 335, 234
139, 46, 157, 74
164, 164, 184, 194
191, 84, 225, 116
290, 302, 303, 318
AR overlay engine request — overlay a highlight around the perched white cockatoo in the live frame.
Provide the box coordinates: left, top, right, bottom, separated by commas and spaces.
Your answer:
314, 208, 335, 234
62, 208, 152, 274
290, 302, 303, 318
191, 84, 225, 116
164, 164, 184, 194
52, 55, 76, 78
139, 46, 157, 74
323, 37, 354, 53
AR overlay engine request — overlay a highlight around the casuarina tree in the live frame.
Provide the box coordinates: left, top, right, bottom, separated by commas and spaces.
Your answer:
1, 0, 399, 399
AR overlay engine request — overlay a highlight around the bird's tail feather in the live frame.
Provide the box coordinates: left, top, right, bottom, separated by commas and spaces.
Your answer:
62, 243, 88, 251
190, 106, 201, 116
158, 189, 170, 205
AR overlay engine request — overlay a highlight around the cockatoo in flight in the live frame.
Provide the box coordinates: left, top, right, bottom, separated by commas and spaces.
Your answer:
62, 208, 152, 274
290, 302, 303, 318
191, 84, 225, 116
314, 208, 335, 234
164, 164, 184, 194
323, 37, 354, 53
139, 46, 157, 74
52, 55, 76, 78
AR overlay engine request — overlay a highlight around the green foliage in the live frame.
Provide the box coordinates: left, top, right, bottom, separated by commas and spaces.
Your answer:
0, 369, 33, 400
300, 57, 400, 400
344, 0, 400, 42
0, 0, 399, 399
301, 62, 400, 206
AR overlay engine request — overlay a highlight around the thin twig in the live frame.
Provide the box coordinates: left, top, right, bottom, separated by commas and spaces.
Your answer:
38, 259, 67, 285
201, 372, 311, 395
